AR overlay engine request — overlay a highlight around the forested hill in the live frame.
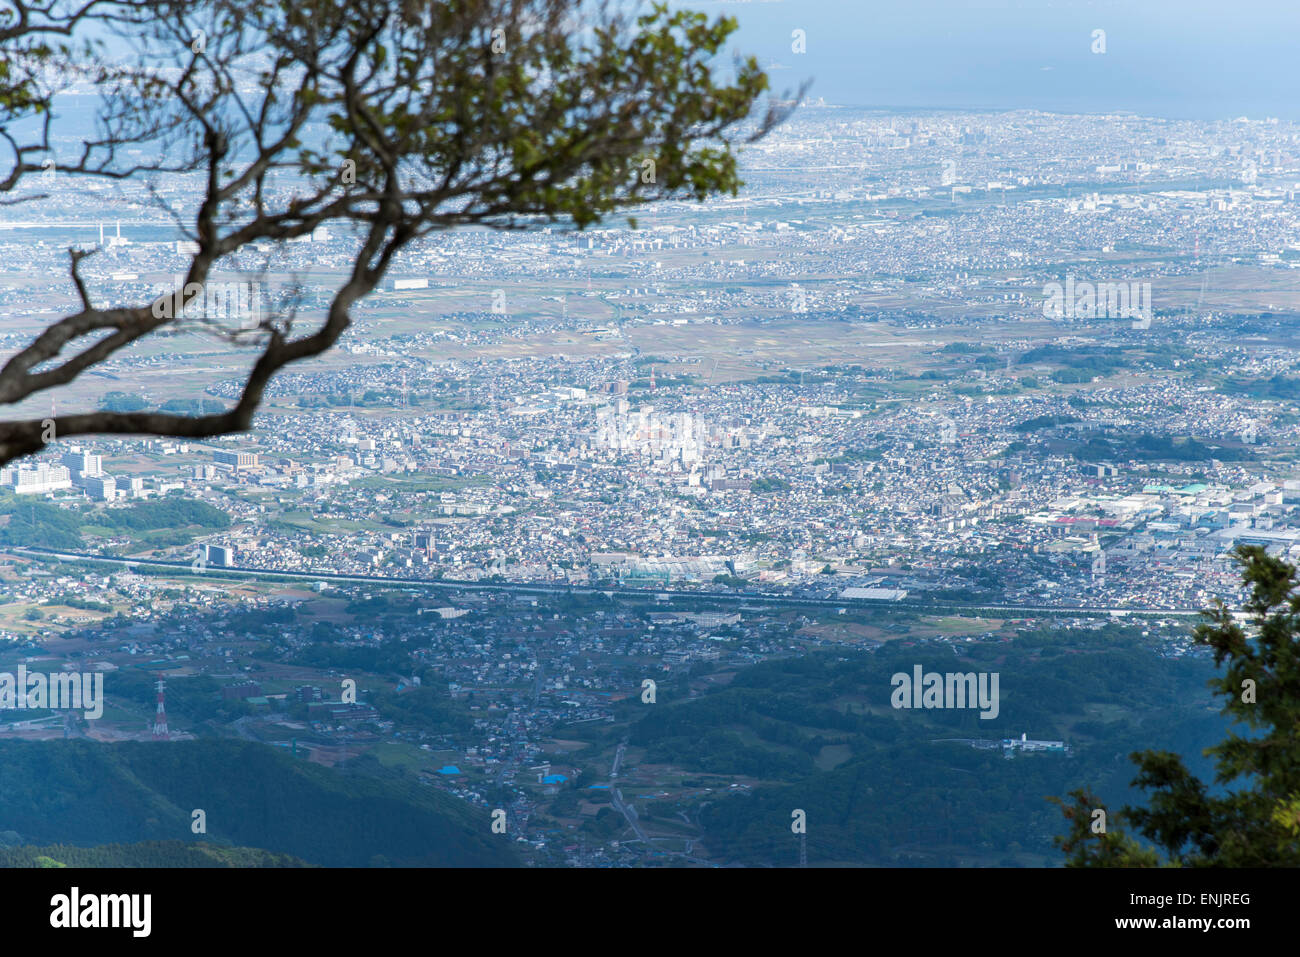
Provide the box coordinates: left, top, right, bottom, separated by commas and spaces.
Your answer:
0, 739, 518, 867
625, 631, 1226, 866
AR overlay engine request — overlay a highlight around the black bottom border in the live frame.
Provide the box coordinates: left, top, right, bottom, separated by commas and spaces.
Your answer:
3, 865, 1284, 943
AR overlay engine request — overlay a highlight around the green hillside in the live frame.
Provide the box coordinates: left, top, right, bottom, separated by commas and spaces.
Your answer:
0, 841, 308, 868
0, 739, 519, 867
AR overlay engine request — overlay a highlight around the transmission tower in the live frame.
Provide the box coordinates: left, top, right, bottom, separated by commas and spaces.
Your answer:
152, 679, 169, 740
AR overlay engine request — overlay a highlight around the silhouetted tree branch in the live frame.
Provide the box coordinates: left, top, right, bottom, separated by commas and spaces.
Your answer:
0, 0, 794, 464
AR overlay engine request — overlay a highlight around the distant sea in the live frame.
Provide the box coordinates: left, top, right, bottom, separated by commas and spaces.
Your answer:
699, 0, 1300, 123
7, 0, 1300, 206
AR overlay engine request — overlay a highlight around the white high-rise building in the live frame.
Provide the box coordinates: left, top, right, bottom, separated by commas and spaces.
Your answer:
61, 449, 103, 477
3, 463, 72, 494
83, 475, 116, 501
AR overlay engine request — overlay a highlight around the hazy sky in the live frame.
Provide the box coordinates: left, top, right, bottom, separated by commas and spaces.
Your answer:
680, 0, 1300, 120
